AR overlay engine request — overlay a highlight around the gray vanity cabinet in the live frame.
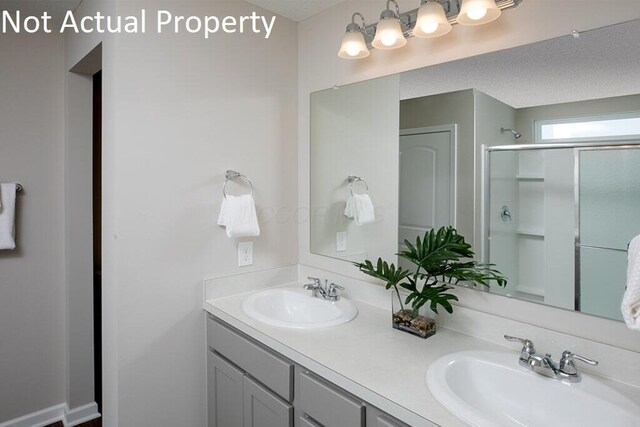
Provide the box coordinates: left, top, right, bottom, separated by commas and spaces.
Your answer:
207, 315, 294, 402
207, 346, 293, 427
207, 351, 244, 427
206, 314, 420, 427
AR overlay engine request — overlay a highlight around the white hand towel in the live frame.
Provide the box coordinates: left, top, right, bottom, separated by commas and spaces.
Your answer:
622, 234, 640, 330
0, 183, 17, 250
344, 193, 375, 226
217, 194, 260, 238
344, 195, 356, 219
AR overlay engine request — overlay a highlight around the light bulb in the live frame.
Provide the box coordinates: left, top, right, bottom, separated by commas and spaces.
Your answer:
457, 0, 501, 26
421, 21, 439, 34
381, 32, 397, 46
466, 5, 487, 20
413, 1, 452, 39
345, 43, 361, 57
372, 16, 407, 49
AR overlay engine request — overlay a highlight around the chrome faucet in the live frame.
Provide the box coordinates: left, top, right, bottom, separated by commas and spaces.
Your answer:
504, 335, 598, 383
304, 277, 345, 302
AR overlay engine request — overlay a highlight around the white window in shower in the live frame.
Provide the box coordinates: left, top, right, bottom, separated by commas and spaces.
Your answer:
535, 112, 640, 143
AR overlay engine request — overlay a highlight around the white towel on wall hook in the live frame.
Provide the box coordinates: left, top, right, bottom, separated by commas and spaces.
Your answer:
622, 234, 640, 330
0, 183, 17, 250
344, 193, 375, 226
217, 194, 260, 238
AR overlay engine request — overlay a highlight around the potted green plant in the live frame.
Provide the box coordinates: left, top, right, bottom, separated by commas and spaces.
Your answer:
355, 226, 507, 338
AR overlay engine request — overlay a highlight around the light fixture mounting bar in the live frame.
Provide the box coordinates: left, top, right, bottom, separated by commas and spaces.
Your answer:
361, 0, 523, 49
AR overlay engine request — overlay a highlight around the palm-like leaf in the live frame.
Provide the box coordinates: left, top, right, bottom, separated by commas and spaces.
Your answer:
399, 227, 474, 271
354, 259, 410, 291
356, 226, 507, 318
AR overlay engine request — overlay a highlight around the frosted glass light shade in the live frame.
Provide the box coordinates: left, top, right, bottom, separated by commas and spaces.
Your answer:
338, 30, 370, 59
372, 17, 407, 49
457, 0, 501, 25
413, 1, 452, 38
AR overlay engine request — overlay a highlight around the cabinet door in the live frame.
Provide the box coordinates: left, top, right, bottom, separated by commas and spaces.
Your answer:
298, 371, 365, 427
244, 376, 293, 427
208, 350, 244, 427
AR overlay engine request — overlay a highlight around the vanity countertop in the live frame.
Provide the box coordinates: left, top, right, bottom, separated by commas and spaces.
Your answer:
203, 283, 640, 427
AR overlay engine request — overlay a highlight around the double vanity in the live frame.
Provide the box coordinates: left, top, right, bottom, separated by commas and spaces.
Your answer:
203, 275, 640, 427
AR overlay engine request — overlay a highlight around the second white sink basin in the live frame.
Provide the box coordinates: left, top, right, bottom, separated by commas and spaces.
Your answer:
427, 351, 640, 427
242, 287, 358, 330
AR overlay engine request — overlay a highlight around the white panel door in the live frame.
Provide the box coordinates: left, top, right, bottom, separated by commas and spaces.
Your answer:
399, 130, 453, 250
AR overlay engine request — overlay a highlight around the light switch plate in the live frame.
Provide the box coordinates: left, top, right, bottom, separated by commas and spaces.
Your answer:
238, 242, 253, 267
336, 232, 347, 252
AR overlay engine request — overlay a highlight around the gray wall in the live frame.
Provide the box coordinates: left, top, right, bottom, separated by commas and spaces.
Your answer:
474, 90, 517, 253
0, 32, 66, 422
65, 1, 299, 426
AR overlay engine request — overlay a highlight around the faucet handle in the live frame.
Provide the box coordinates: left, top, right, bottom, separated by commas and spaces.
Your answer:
327, 283, 345, 295
306, 277, 321, 285
559, 351, 598, 375
504, 335, 535, 353
504, 335, 533, 345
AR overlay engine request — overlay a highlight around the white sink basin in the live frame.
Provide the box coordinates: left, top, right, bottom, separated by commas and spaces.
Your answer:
427, 351, 640, 427
242, 287, 358, 330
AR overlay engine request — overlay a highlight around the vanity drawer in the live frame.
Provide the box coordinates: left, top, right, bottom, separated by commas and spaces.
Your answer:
207, 315, 293, 402
299, 371, 365, 427
298, 415, 322, 427
366, 406, 411, 427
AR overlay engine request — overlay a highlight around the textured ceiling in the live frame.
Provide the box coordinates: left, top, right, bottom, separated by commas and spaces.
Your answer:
244, 0, 346, 22
401, 19, 640, 109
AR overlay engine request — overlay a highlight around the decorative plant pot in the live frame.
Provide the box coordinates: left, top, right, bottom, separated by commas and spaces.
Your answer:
391, 293, 436, 339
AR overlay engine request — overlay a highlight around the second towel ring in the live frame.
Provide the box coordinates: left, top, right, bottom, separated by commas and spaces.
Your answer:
347, 175, 369, 196
223, 170, 254, 199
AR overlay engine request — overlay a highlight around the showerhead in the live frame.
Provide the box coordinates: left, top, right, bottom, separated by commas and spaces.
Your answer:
501, 127, 522, 139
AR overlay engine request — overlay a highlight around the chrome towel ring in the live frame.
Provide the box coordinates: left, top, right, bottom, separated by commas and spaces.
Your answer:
347, 175, 369, 196
223, 170, 254, 199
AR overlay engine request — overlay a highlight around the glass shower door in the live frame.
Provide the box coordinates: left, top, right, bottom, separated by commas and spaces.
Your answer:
577, 146, 640, 320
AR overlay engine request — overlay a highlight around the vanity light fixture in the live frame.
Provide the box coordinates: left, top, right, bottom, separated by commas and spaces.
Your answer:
338, 13, 370, 59
371, 0, 407, 50
339, 0, 524, 59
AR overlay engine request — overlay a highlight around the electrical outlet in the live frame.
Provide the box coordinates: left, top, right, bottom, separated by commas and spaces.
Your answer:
238, 242, 253, 267
336, 232, 347, 252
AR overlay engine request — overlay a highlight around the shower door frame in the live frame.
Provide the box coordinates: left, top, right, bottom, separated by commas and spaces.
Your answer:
482, 140, 640, 315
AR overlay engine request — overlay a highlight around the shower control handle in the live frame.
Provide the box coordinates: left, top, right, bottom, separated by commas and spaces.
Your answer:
500, 206, 512, 222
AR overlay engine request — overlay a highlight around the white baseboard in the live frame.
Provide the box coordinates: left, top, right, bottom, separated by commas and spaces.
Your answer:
0, 404, 67, 427
64, 402, 100, 426
0, 402, 100, 427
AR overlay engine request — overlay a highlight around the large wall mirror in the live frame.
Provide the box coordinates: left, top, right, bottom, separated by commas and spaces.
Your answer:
310, 19, 640, 322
